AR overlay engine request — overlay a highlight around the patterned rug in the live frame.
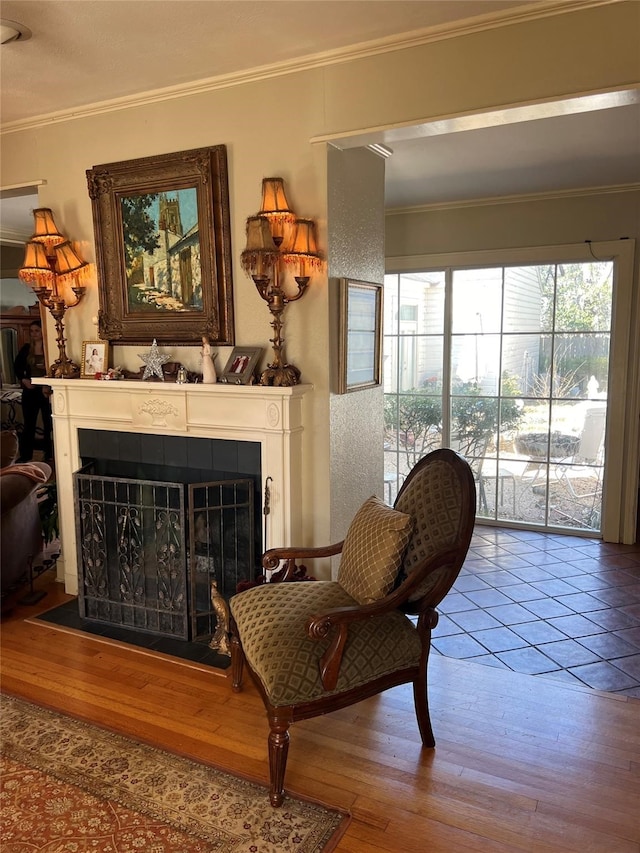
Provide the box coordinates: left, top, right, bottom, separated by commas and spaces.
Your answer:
0, 695, 348, 852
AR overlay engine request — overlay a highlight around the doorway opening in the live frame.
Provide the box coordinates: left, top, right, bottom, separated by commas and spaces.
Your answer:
383, 260, 612, 535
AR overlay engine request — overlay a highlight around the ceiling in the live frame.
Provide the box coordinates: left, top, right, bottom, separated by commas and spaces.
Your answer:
1, 0, 639, 241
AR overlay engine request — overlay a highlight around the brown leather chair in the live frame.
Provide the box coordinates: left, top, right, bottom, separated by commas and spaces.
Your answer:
1, 430, 51, 597
229, 448, 476, 806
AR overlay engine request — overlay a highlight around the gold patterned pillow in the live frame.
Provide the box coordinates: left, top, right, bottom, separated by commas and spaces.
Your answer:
338, 496, 413, 604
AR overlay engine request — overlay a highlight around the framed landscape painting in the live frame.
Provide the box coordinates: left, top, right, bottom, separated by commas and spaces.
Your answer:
87, 145, 235, 345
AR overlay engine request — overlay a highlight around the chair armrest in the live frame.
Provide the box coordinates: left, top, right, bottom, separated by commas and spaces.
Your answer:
262, 541, 344, 581
307, 547, 461, 690
0, 469, 49, 514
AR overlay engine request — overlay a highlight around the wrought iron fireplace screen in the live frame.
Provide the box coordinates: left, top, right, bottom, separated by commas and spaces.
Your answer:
74, 462, 255, 641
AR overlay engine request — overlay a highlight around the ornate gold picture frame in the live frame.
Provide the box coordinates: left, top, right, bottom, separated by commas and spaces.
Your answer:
80, 340, 109, 378
87, 145, 234, 345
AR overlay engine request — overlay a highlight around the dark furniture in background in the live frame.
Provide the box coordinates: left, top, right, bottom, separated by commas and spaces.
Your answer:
0, 430, 51, 599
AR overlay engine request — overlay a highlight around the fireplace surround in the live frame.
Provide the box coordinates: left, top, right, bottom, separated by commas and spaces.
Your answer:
36, 378, 310, 596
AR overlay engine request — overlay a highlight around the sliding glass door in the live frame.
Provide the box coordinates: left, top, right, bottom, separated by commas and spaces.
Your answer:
384, 260, 613, 534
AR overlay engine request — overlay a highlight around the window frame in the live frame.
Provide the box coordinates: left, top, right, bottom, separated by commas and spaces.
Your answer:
386, 240, 638, 543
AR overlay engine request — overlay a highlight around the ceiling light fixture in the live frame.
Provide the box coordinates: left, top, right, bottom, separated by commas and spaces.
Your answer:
367, 143, 394, 159
0, 19, 32, 44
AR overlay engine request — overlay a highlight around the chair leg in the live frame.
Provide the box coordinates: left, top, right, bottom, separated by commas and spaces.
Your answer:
413, 669, 435, 748
230, 633, 245, 692
414, 610, 437, 748
267, 711, 292, 807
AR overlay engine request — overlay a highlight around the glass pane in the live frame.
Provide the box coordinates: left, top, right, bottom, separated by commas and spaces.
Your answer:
500, 334, 544, 396
399, 272, 444, 334
499, 397, 525, 441
552, 333, 610, 399
452, 268, 502, 333
383, 334, 399, 393
503, 265, 550, 332
555, 262, 613, 333
533, 336, 553, 401
514, 400, 551, 462
400, 337, 444, 393
383, 273, 399, 334
451, 334, 500, 391
450, 391, 498, 460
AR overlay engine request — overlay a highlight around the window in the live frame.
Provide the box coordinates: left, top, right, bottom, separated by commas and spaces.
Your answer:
383, 241, 637, 542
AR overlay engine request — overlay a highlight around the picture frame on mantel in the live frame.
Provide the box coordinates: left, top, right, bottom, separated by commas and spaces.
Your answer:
80, 340, 109, 378
337, 278, 383, 394
220, 347, 263, 385
87, 145, 235, 346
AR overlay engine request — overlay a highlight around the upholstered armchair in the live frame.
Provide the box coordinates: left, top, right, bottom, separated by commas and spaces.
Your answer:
229, 448, 476, 806
1, 430, 51, 597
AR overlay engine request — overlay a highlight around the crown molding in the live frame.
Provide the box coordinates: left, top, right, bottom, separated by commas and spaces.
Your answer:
385, 182, 640, 215
0, 0, 616, 135
0, 227, 30, 245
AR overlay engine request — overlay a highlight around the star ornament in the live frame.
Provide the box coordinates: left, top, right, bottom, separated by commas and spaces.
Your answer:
139, 338, 171, 380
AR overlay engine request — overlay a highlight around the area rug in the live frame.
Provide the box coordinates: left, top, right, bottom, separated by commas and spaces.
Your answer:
0, 695, 348, 852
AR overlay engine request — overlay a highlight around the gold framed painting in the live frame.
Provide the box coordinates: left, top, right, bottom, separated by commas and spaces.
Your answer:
337, 278, 383, 394
87, 145, 234, 346
81, 340, 109, 378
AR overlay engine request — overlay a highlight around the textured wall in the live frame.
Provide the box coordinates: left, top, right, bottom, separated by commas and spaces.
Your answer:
327, 147, 385, 573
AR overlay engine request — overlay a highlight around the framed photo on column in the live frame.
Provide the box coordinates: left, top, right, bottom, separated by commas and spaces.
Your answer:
337, 278, 382, 394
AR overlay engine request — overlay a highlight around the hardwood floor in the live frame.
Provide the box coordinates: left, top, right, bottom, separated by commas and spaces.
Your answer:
1, 574, 639, 852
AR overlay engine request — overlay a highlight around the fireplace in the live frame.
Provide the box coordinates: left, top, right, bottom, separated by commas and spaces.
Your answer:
37, 378, 310, 597
74, 429, 260, 638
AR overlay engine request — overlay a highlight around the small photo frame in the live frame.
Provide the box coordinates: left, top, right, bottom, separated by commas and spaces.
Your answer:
338, 278, 383, 393
220, 347, 262, 385
81, 340, 109, 378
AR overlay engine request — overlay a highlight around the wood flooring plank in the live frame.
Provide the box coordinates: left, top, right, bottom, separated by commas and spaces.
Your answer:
2, 583, 639, 853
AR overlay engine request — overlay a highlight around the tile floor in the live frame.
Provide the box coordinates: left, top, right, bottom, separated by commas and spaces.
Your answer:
432, 526, 640, 698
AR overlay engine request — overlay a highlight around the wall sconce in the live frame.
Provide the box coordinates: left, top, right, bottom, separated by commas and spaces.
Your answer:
19, 208, 88, 378
241, 177, 322, 386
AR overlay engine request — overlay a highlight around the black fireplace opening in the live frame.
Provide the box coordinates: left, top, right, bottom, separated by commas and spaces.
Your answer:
73, 429, 262, 644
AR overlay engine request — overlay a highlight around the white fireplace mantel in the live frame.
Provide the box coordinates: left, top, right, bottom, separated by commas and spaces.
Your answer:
36, 378, 311, 594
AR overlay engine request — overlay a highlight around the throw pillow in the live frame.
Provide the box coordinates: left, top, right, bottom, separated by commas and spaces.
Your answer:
338, 496, 413, 604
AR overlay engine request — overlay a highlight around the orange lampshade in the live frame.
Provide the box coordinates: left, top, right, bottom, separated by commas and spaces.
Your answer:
241, 215, 280, 277
258, 177, 296, 242
282, 219, 322, 277
30, 208, 66, 253
18, 241, 54, 289
54, 240, 88, 281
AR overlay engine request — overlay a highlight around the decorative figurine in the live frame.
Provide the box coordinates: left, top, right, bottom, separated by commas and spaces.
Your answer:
176, 365, 188, 384
139, 339, 171, 381
201, 336, 217, 384
209, 580, 231, 656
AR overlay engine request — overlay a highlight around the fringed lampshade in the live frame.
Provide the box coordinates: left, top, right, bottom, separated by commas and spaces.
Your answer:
243, 177, 324, 387
241, 215, 280, 278
282, 218, 322, 278
31, 208, 66, 254
18, 241, 54, 289
258, 178, 296, 244
54, 241, 88, 283
18, 207, 88, 379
